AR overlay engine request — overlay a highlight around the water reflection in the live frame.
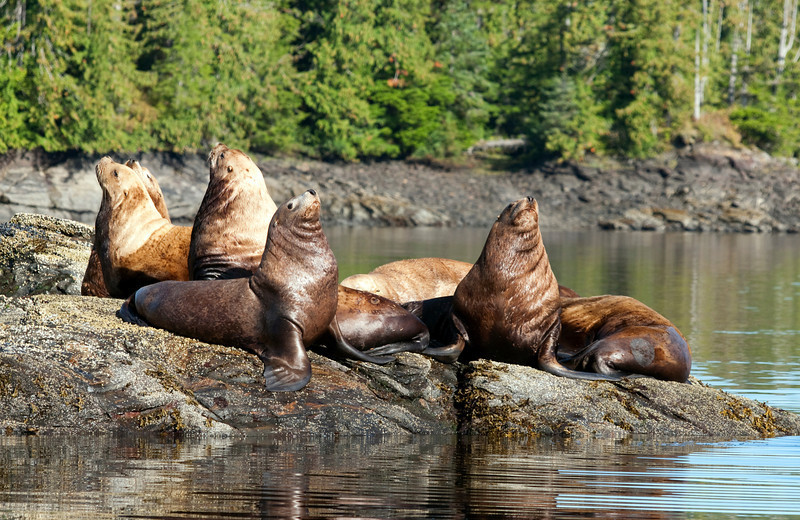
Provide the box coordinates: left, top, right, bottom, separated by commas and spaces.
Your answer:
2, 434, 799, 519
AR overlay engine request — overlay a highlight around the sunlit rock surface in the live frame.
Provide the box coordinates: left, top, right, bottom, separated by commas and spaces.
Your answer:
2, 214, 799, 438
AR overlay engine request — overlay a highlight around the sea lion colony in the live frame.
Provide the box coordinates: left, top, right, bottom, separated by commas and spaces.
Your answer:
85, 144, 691, 391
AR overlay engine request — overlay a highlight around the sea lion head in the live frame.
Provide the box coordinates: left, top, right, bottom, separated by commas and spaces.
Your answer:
207, 142, 230, 172
95, 157, 151, 209
270, 189, 322, 237
206, 143, 262, 185
125, 159, 169, 220
497, 196, 539, 231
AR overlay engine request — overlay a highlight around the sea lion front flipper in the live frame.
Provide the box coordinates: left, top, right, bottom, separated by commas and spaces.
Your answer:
326, 317, 396, 365
260, 320, 313, 392
116, 292, 152, 327
537, 319, 621, 381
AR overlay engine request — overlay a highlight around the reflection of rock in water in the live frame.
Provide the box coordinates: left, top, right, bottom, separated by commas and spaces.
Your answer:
4, 434, 784, 518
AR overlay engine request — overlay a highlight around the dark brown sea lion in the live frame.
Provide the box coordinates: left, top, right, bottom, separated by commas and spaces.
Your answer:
188, 143, 278, 280
118, 190, 336, 391
317, 286, 429, 361
81, 159, 172, 297
557, 295, 692, 382
88, 157, 191, 298
342, 257, 579, 303
406, 197, 619, 380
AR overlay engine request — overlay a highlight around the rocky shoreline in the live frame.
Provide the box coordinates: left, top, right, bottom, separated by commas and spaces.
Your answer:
1, 214, 799, 438
1, 144, 799, 232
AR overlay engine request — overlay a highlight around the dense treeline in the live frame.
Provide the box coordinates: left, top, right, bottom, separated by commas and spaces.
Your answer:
2, 1, 800, 161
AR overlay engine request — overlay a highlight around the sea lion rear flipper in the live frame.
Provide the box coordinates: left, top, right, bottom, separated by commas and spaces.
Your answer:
537, 320, 621, 381
419, 314, 466, 364
363, 326, 430, 357
326, 317, 396, 365
116, 292, 152, 327
260, 321, 312, 392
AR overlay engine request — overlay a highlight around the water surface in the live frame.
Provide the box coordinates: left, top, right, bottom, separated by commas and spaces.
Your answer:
2, 229, 799, 519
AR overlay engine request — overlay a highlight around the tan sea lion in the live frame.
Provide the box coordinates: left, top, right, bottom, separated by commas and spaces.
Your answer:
557, 295, 692, 382
81, 159, 173, 297
341, 258, 473, 303
91, 157, 191, 298
342, 257, 580, 303
407, 197, 619, 380
118, 190, 336, 391
126, 159, 170, 220
188, 143, 278, 280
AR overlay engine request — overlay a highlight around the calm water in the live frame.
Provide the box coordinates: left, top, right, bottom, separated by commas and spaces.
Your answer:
2, 229, 800, 519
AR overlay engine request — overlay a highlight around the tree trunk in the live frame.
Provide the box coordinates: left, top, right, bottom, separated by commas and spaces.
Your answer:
777, 0, 798, 89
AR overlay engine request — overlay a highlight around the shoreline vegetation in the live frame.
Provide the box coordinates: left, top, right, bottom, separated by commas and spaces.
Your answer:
3, 2, 800, 164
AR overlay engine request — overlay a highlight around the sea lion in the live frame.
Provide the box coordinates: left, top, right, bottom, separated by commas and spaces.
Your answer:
188, 143, 278, 280
87, 157, 191, 298
557, 295, 692, 382
81, 159, 172, 297
316, 286, 429, 360
118, 190, 336, 391
407, 197, 619, 380
342, 257, 580, 303
341, 258, 473, 303
126, 159, 170, 220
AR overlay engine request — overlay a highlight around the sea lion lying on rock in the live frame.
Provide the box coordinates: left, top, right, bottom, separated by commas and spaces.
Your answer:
557, 295, 692, 382
118, 190, 336, 392
404, 197, 619, 381
342, 257, 579, 303
88, 157, 191, 298
341, 258, 473, 303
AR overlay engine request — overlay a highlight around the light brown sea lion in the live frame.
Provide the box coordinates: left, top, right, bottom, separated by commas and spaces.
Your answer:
342, 257, 580, 303
407, 197, 618, 380
188, 143, 278, 280
557, 295, 692, 382
81, 159, 173, 297
91, 157, 192, 298
118, 190, 335, 391
126, 159, 170, 220
341, 258, 473, 303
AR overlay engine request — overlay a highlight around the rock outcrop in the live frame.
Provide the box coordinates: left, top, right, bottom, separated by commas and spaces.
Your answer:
2, 214, 799, 438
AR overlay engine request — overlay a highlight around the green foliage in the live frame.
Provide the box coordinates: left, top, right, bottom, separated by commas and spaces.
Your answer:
3, 0, 800, 160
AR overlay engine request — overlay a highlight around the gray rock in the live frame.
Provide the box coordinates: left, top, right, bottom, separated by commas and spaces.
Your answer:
0, 213, 92, 296
1, 213, 799, 439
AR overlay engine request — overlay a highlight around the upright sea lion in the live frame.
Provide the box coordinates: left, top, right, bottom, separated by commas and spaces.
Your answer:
118, 190, 336, 391
91, 157, 192, 298
81, 159, 172, 297
557, 295, 692, 382
188, 143, 278, 280
410, 197, 619, 380
126, 159, 170, 220
342, 257, 580, 303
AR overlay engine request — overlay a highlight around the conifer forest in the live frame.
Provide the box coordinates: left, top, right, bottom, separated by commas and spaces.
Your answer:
2, 1, 799, 162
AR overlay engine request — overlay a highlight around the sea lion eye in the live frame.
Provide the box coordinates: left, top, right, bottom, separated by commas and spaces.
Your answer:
220, 152, 225, 159
287, 202, 294, 210
113, 170, 119, 178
